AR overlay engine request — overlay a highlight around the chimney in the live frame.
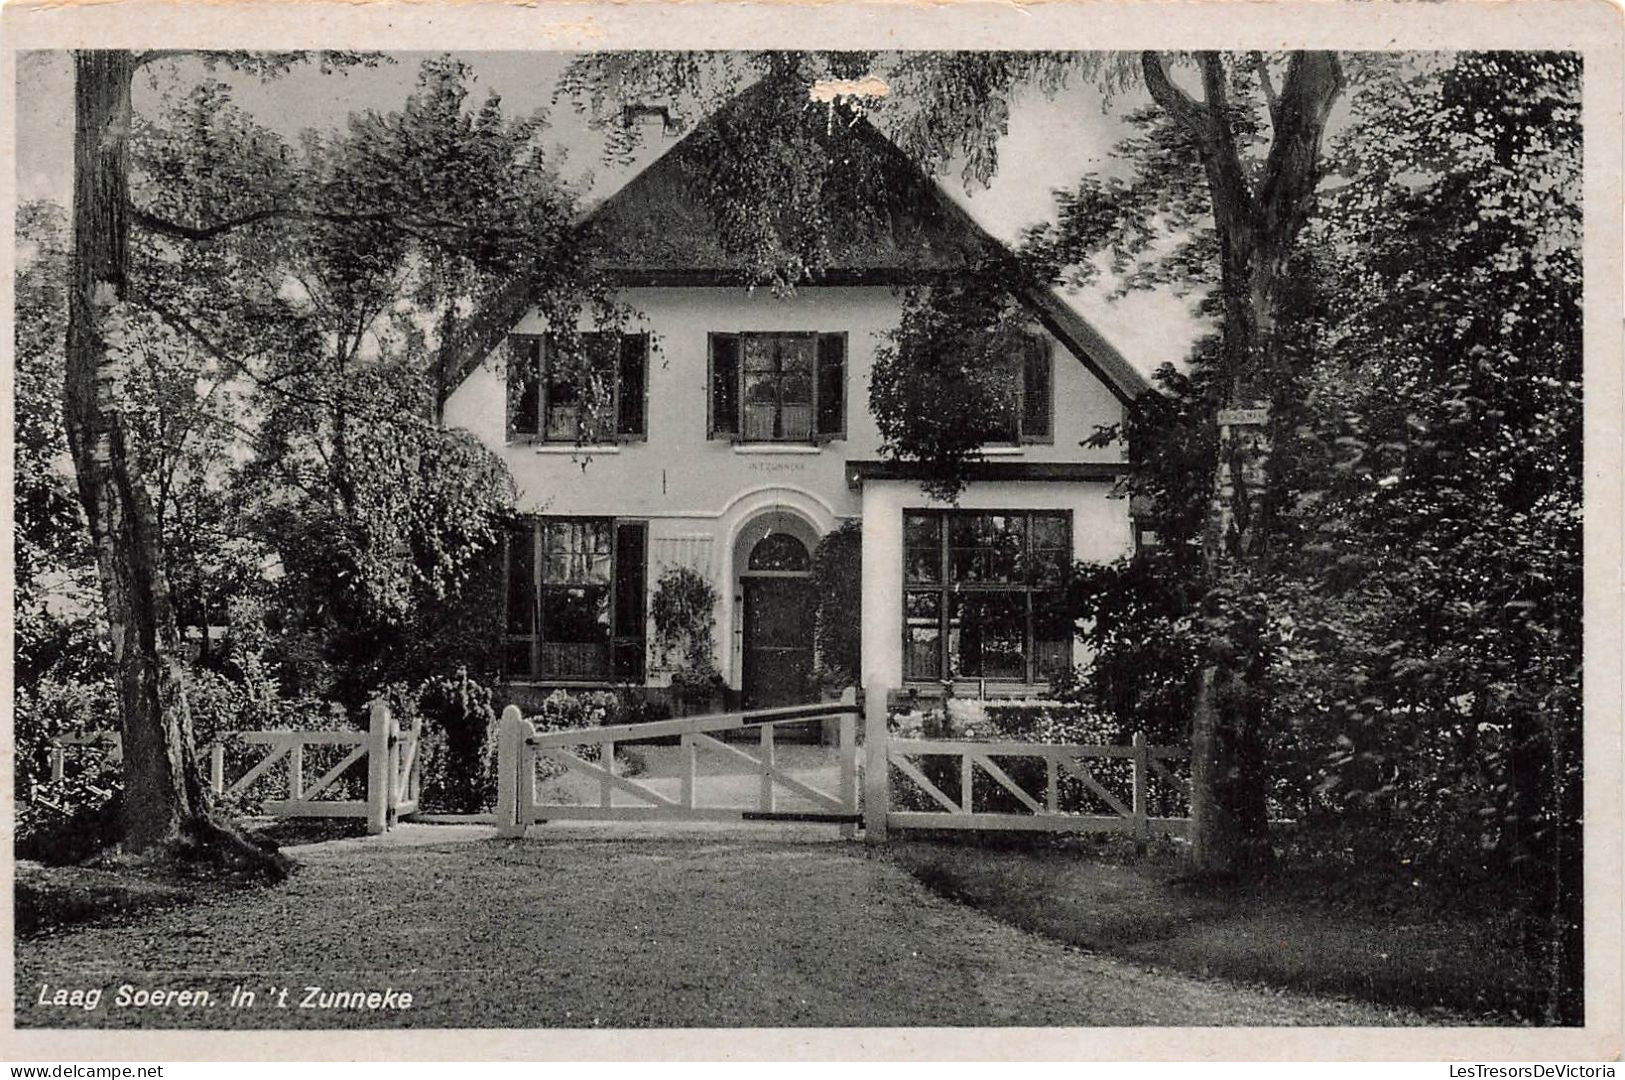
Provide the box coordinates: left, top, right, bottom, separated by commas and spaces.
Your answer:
620, 103, 680, 139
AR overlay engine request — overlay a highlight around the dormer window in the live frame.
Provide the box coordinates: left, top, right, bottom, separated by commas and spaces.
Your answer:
708, 332, 846, 443
507, 332, 648, 444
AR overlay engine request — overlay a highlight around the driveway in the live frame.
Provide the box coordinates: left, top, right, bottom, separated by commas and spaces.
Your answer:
15, 824, 1427, 1028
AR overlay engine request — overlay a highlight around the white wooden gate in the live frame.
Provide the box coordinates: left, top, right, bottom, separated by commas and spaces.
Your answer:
494, 694, 861, 836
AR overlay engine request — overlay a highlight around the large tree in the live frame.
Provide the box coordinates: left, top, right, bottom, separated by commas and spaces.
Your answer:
65, 49, 238, 858
62, 50, 590, 858
1132, 52, 1344, 874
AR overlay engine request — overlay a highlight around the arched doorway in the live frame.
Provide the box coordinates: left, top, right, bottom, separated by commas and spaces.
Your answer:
740, 531, 815, 709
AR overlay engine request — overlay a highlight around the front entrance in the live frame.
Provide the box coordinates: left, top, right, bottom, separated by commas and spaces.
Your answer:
740, 533, 815, 710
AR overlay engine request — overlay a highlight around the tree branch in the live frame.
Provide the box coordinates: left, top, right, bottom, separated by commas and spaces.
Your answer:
1197, 54, 1254, 210
136, 289, 389, 420
1256, 52, 1345, 248
1250, 51, 1281, 126
131, 205, 291, 241
133, 50, 197, 69
1141, 52, 1214, 141
1143, 53, 1254, 234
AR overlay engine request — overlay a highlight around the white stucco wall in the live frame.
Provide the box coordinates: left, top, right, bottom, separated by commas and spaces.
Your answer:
442, 283, 1133, 689
859, 478, 1133, 694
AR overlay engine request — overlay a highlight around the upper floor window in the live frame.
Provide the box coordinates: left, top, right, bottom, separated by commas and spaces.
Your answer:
986, 333, 1054, 445
507, 332, 648, 443
708, 332, 846, 443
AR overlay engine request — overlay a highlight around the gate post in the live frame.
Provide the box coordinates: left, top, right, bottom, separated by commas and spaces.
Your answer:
1132, 730, 1150, 843
366, 700, 391, 835
863, 681, 890, 842
838, 687, 858, 839
495, 705, 531, 838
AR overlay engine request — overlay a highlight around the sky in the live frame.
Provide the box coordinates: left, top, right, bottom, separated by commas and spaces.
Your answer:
13, 51, 1206, 376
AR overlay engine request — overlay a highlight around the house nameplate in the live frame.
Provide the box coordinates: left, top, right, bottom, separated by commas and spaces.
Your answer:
1216, 407, 1269, 427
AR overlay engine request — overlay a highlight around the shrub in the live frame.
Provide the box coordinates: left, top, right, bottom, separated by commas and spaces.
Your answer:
650, 566, 724, 714
884, 698, 1184, 821
811, 520, 861, 690
14, 674, 122, 861
416, 669, 498, 813
524, 689, 642, 787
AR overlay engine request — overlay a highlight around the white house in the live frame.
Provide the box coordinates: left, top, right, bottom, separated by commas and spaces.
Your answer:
441, 80, 1150, 710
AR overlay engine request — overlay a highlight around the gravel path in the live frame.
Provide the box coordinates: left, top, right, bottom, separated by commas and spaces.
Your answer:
16, 826, 1429, 1029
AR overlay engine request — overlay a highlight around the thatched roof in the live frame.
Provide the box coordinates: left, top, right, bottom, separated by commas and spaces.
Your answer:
445, 78, 1150, 406
582, 78, 984, 279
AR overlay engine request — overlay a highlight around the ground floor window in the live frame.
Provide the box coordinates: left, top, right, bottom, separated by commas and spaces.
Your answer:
505, 516, 647, 682
902, 509, 1072, 684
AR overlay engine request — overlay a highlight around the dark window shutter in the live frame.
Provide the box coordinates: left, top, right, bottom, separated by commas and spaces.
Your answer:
816, 332, 847, 439
507, 335, 541, 439
1020, 335, 1053, 443
617, 334, 648, 439
504, 519, 538, 677
709, 333, 740, 438
612, 521, 648, 681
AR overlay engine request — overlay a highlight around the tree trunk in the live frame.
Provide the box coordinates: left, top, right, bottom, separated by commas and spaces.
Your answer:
1142, 51, 1344, 878
64, 50, 286, 873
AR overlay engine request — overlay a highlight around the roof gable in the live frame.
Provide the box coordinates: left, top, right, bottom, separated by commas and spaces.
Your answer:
445, 78, 1151, 405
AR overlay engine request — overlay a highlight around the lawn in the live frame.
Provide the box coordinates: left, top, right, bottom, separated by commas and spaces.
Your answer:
15, 824, 1443, 1028
879, 836, 1532, 1022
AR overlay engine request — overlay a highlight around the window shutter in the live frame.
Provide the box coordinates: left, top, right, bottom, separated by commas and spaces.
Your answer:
612, 521, 648, 681
1020, 335, 1053, 443
708, 333, 740, 439
617, 334, 648, 439
815, 332, 847, 439
507, 335, 541, 439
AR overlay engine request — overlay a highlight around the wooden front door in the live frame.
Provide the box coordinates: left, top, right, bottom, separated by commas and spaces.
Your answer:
742, 576, 815, 709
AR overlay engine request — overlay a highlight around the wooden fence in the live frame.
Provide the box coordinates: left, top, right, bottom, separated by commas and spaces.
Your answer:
494, 693, 861, 837
863, 683, 1189, 840
42, 700, 420, 835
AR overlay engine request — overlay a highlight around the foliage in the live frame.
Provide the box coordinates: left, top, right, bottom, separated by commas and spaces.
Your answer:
520, 689, 636, 786
118, 56, 595, 711
14, 676, 123, 859
1030, 51, 1581, 1019
14, 202, 90, 605
650, 566, 725, 712
529, 688, 623, 731
414, 669, 499, 813
868, 280, 1034, 501
810, 520, 863, 689
1270, 53, 1582, 1021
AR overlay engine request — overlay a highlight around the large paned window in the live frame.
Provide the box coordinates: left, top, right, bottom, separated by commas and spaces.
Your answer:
902, 510, 1072, 684
505, 517, 647, 683
708, 332, 846, 442
507, 332, 649, 443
